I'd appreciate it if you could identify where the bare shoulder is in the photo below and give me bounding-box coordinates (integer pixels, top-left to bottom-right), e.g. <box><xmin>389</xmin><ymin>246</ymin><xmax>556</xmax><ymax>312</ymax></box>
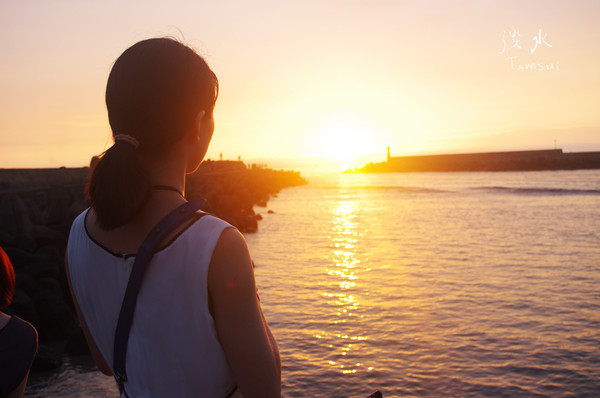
<box><xmin>215</xmin><ymin>226</ymin><xmax>252</xmax><ymax>256</ymax></box>
<box><xmin>214</xmin><ymin>227</ymin><xmax>248</xmax><ymax>251</ymax></box>
<box><xmin>208</xmin><ymin>227</ymin><xmax>255</xmax><ymax>296</ymax></box>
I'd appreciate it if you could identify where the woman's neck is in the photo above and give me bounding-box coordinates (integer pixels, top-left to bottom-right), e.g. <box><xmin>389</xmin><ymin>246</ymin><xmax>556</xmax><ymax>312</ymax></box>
<box><xmin>152</xmin><ymin>185</ymin><xmax>184</xmax><ymax>196</ymax></box>
<box><xmin>144</xmin><ymin>155</ymin><xmax>187</xmax><ymax>197</ymax></box>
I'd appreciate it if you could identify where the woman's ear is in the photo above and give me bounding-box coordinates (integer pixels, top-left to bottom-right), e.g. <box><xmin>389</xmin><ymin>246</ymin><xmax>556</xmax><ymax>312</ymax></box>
<box><xmin>191</xmin><ymin>110</ymin><xmax>206</xmax><ymax>140</ymax></box>
<box><xmin>185</xmin><ymin>109</ymin><xmax>214</xmax><ymax>173</ymax></box>
<box><xmin>191</xmin><ymin>110</ymin><xmax>214</xmax><ymax>142</ymax></box>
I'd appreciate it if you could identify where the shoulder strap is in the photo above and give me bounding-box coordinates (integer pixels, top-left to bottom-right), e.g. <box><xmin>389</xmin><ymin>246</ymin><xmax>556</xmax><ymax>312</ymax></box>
<box><xmin>113</xmin><ymin>199</ymin><xmax>207</xmax><ymax>395</ymax></box>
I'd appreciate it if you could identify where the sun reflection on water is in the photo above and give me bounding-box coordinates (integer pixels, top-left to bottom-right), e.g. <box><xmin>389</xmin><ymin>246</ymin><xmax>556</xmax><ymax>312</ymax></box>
<box><xmin>316</xmin><ymin>199</ymin><xmax>374</xmax><ymax>375</ymax></box>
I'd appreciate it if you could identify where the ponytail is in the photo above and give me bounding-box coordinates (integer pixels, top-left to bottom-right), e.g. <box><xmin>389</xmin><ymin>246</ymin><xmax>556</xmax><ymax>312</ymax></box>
<box><xmin>86</xmin><ymin>141</ymin><xmax>151</xmax><ymax>230</ymax></box>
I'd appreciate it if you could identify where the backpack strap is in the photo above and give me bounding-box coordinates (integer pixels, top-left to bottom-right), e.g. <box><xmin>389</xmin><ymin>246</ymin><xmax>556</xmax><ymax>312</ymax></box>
<box><xmin>113</xmin><ymin>199</ymin><xmax>207</xmax><ymax>396</ymax></box>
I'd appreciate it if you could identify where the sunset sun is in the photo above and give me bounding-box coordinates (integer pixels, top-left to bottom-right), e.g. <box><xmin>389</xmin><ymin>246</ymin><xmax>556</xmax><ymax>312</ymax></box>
<box><xmin>305</xmin><ymin>110</ymin><xmax>386</xmax><ymax>171</ymax></box>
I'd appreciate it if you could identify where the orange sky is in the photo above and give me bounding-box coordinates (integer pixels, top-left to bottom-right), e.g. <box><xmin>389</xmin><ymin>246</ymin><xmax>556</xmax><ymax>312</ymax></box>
<box><xmin>1</xmin><ymin>1</ymin><xmax>599</xmax><ymax>171</ymax></box>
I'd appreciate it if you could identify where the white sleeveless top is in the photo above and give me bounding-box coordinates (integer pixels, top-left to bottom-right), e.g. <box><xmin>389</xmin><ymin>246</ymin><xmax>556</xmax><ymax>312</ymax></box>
<box><xmin>67</xmin><ymin>209</ymin><xmax>238</xmax><ymax>398</ymax></box>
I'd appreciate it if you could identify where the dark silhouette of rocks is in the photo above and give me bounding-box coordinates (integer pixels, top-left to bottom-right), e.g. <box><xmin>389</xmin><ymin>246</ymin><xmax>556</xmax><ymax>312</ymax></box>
<box><xmin>31</xmin><ymin>345</ymin><xmax>63</xmax><ymax>372</ymax></box>
<box><xmin>64</xmin><ymin>327</ymin><xmax>90</xmax><ymax>355</ymax></box>
<box><xmin>0</xmin><ymin>161</ymin><xmax>306</xmax><ymax>371</ymax></box>
<box><xmin>186</xmin><ymin>160</ymin><xmax>306</xmax><ymax>232</ymax></box>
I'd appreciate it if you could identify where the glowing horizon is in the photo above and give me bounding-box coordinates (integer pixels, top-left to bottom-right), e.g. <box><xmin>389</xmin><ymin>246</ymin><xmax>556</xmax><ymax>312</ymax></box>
<box><xmin>1</xmin><ymin>1</ymin><xmax>599</xmax><ymax>170</ymax></box>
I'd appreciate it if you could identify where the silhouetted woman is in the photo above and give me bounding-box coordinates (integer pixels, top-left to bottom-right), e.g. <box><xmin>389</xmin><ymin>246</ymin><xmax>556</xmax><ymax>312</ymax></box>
<box><xmin>66</xmin><ymin>38</ymin><xmax>280</xmax><ymax>398</ymax></box>
<box><xmin>0</xmin><ymin>247</ymin><xmax>38</xmax><ymax>398</ymax></box>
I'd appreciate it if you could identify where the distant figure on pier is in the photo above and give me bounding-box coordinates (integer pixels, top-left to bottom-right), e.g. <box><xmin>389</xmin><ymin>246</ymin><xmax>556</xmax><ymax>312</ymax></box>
<box><xmin>66</xmin><ymin>37</ymin><xmax>280</xmax><ymax>398</ymax></box>
<box><xmin>0</xmin><ymin>246</ymin><xmax>38</xmax><ymax>398</ymax></box>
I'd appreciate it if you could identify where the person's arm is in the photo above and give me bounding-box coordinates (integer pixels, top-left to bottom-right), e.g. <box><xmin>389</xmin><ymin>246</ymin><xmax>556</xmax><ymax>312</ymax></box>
<box><xmin>65</xmin><ymin>256</ymin><xmax>113</xmax><ymax>376</ymax></box>
<box><xmin>261</xmin><ymin>307</ymin><xmax>281</xmax><ymax>373</ymax></box>
<box><xmin>208</xmin><ymin>228</ymin><xmax>281</xmax><ymax>398</ymax></box>
<box><xmin>7</xmin><ymin>371</ymin><xmax>28</xmax><ymax>398</ymax></box>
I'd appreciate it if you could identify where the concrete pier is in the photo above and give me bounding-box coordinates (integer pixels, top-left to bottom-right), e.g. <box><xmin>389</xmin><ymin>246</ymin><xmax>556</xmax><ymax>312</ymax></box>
<box><xmin>357</xmin><ymin>149</ymin><xmax>600</xmax><ymax>172</ymax></box>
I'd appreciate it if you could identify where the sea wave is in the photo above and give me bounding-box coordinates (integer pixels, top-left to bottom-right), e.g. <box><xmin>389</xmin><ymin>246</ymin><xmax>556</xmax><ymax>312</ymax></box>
<box><xmin>320</xmin><ymin>185</ymin><xmax>448</xmax><ymax>193</ymax></box>
<box><xmin>471</xmin><ymin>186</ymin><xmax>600</xmax><ymax>195</ymax></box>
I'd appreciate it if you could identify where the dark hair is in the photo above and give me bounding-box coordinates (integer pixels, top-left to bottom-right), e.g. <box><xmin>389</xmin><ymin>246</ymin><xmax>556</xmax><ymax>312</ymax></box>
<box><xmin>0</xmin><ymin>247</ymin><xmax>15</xmax><ymax>308</ymax></box>
<box><xmin>86</xmin><ymin>38</ymin><xmax>218</xmax><ymax>230</ymax></box>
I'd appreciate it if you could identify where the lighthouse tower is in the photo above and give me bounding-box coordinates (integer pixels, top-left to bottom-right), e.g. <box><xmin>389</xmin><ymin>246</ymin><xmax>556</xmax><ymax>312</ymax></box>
<box><xmin>387</xmin><ymin>146</ymin><xmax>391</xmax><ymax>162</ymax></box>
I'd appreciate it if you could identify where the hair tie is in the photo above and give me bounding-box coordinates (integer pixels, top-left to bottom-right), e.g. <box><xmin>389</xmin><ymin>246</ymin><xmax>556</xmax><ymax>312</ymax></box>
<box><xmin>114</xmin><ymin>134</ymin><xmax>140</xmax><ymax>149</ymax></box>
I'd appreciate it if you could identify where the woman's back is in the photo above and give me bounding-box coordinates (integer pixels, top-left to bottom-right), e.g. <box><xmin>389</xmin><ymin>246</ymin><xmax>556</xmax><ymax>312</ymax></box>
<box><xmin>67</xmin><ymin>209</ymin><xmax>238</xmax><ymax>397</ymax></box>
<box><xmin>67</xmin><ymin>37</ymin><xmax>280</xmax><ymax>397</ymax></box>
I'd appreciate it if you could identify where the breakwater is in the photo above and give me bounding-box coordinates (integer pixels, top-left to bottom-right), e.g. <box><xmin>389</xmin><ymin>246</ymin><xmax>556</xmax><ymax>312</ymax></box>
<box><xmin>356</xmin><ymin>149</ymin><xmax>600</xmax><ymax>173</ymax></box>
<box><xmin>187</xmin><ymin>160</ymin><xmax>306</xmax><ymax>232</ymax></box>
<box><xmin>0</xmin><ymin>161</ymin><xmax>306</xmax><ymax>373</ymax></box>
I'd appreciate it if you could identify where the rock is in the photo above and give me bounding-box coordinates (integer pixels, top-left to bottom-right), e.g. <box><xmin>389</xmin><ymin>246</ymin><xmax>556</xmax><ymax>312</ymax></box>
<box><xmin>37</xmin><ymin>277</ymin><xmax>63</xmax><ymax>298</ymax></box>
<box><xmin>268</xmin><ymin>210</ymin><xmax>274</xmax><ymax>214</ymax></box>
<box><xmin>0</xmin><ymin>194</ymin><xmax>35</xmax><ymax>243</ymax></box>
<box><xmin>32</xmin><ymin>289</ymin><xmax>76</xmax><ymax>341</ymax></box>
<box><xmin>255</xmin><ymin>214</ymin><xmax>263</xmax><ymax>221</ymax></box>
<box><xmin>217</xmin><ymin>194</ymin><xmax>243</xmax><ymax>215</ymax></box>
<box><xmin>65</xmin><ymin>327</ymin><xmax>90</xmax><ymax>355</ymax></box>
<box><xmin>42</xmin><ymin>186</ymin><xmax>77</xmax><ymax>229</ymax></box>
<box><xmin>36</xmin><ymin>245</ymin><xmax>61</xmax><ymax>258</ymax></box>
<box><xmin>236</xmin><ymin>214</ymin><xmax>258</xmax><ymax>233</ymax></box>
<box><xmin>0</xmin><ymin>229</ymin><xmax>16</xmax><ymax>247</ymax></box>
<box><xmin>34</xmin><ymin>190</ymin><xmax>48</xmax><ymax>211</ymax></box>
<box><xmin>15</xmin><ymin>273</ymin><xmax>37</xmax><ymax>297</ymax></box>
<box><xmin>15</xmin><ymin>233</ymin><xmax>37</xmax><ymax>252</ymax></box>
<box><xmin>67</xmin><ymin>201</ymin><xmax>87</xmax><ymax>222</ymax></box>
<box><xmin>8</xmin><ymin>289</ymin><xmax>39</xmax><ymax>329</ymax></box>
<box><xmin>2</xmin><ymin>247</ymin><xmax>53</xmax><ymax>272</ymax></box>
<box><xmin>32</xmin><ymin>344</ymin><xmax>62</xmax><ymax>372</ymax></box>
<box><xmin>23</xmin><ymin>197</ymin><xmax>43</xmax><ymax>225</ymax></box>
<box><xmin>27</xmin><ymin>260</ymin><xmax>61</xmax><ymax>281</ymax></box>
<box><xmin>33</xmin><ymin>225</ymin><xmax>66</xmax><ymax>249</ymax></box>
<box><xmin>186</xmin><ymin>161</ymin><xmax>306</xmax><ymax>231</ymax></box>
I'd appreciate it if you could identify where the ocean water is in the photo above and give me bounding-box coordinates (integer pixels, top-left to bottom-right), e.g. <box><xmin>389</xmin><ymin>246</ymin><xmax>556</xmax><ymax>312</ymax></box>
<box><xmin>26</xmin><ymin>170</ymin><xmax>600</xmax><ymax>397</ymax></box>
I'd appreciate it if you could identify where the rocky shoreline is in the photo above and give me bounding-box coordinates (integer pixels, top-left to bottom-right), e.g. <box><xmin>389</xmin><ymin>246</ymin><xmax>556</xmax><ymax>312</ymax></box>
<box><xmin>0</xmin><ymin>161</ymin><xmax>306</xmax><ymax>372</ymax></box>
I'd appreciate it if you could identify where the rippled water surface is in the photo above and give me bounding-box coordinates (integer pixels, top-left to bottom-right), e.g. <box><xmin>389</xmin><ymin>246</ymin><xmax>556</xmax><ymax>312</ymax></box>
<box><xmin>27</xmin><ymin>170</ymin><xmax>600</xmax><ymax>397</ymax></box>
